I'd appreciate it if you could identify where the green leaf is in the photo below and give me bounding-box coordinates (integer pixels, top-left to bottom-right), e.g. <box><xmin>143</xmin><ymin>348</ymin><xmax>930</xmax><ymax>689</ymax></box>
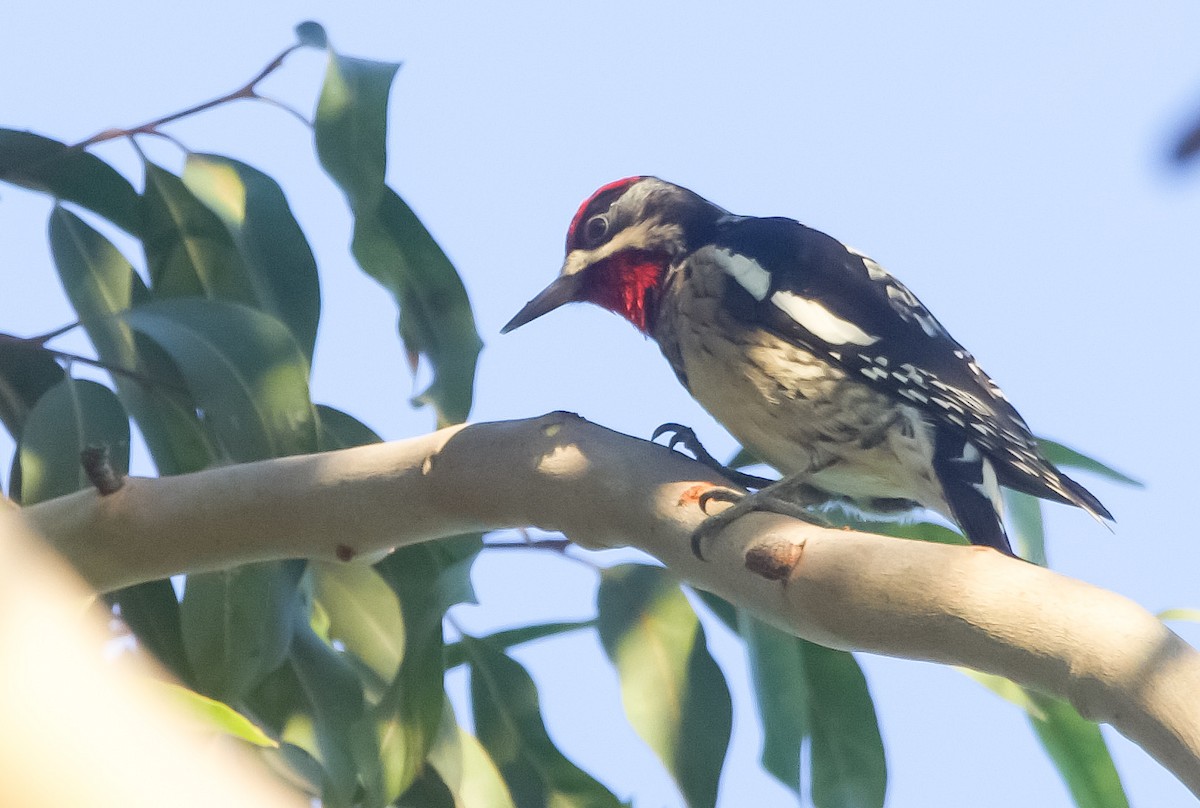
<box><xmin>596</xmin><ymin>565</ymin><xmax>731</xmax><ymax>808</ymax></box>
<box><xmin>0</xmin><ymin>340</ymin><xmax>65</xmax><ymax>439</ymax></box>
<box><xmin>466</xmin><ymin>636</ymin><xmax>624</xmax><ymax>808</ymax></box>
<box><xmin>16</xmin><ymin>377</ymin><xmax>129</xmax><ymax>505</ymax></box>
<box><xmin>290</xmin><ymin>622</ymin><xmax>372</xmax><ymax>808</ymax></box>
<box><xmin>1037</xmin><ymin>438</ymin><xmax>1142</xmax><ymax>488</ymax></box>
<box><xmin>364</xmin><ymin>544</ymin><xmax>461</xmax><ymax>803</ymax></box>
<box><xmin>313</xmin><ymin>561</ymin><xmax>404</xmax><ymax>682</ymax></box>
<box><xmin>0</xmin><ymin>128</ymin><xmax>141</xmax><ymax>234</ymax></box>
<box><xmin>804</xmin><ymin>642</ymin><xmax>887</xmax><ymax>808</ymax></box>
<box><xmin>108</xmin><ymin>579</ymin><xmax>193</xmax><ymax>685</ymax></box>
<box><xmin>736</xmin><ymin>611</ymin><xmax>808</xmax><ymax>797</ymax></box>
<box><xmin>350</xmin><ymin>189</ymin><xmax>482</xmax><ymax>425</ymax></box>
<box><xmin>314</xmin><ymin>52</ymin><xmax>400</xmax><ymax>210</ymax></box>
<box><xmin>425</xmin><ymin>703</ymin><xmax>517</xmax><ymax>808</ymax></box>
<box><xmin>180</xmin><ymin>560</ymin><xmax>307</xmax><ymax>702</ymax></box>
<box><xmin>1004</xmin><ymin>489</ymin><xmax>1047</xmax><ymax>566</ymax></box>
<box><xmin>1159</xmin><ymin>608</ymin><xmax>1200</xmax><ymax>623</ymax></box>
<box><xmin>158</xmin><ymin>682</ymin><xmax>278</xmax><ymax>747</ymax></box>
<box><xmin>965</xmin><ymin>673</ymin><xmax>1127</xmax><ymax>808</ymax></box>
<box><xmin>141</xmin><ymin>159</ymin><xmax>255</xmax><ymax>302</ymax></box>
<box><xmin>1031</xmin><ymin>695</ymin><xmax>1130</xmax><ymax>808</ymax></box>
<box><xmin>296</xmin><ymin>20</ymin><xmax>329</xmax><ymax>48</ymax></box>
<box><xmin>395</xmin><ymin>767</ymin><xmax>456</xmax><ymax>808</ymax></box>
<box><xmin>443</xmin><ymin>620</ymin><xmax>595</xmax><ymax>670</ymax></box>
<box><xmin>183</xmin><ymin>153</ymin><xmax>322</xmax><ymax>361</ymax></box>
<box><xmin>122</xmin><ymin>298</ymin><xmax>318</xmax><ymax>462</ymax></box>
<box><xmin>49</xmin><ymin>205</ymin><xmax>210</xmax><ymax>475</ymax></box>
<box><xmin>317</xmin><ymin>404</ymin><xmax>382</xmax><ymax>450</ymax></box>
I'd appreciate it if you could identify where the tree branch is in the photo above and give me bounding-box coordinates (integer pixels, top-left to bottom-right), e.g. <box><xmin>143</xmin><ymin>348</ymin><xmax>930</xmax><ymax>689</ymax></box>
<box><xmin>20</xmin><ymin>411</ymin><xmax>1200</xmax><ymax>796</ymax></box>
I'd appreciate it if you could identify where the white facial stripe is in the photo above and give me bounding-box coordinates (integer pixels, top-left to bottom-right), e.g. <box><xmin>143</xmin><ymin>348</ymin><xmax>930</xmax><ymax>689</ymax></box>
<box><xmin>705</xmin><ymin>247</ymin><xmax>771</xmax><ymax>300</ymax></box>
<box><xmin>770</xmin><ymin>291</ymin><xmax>880</xmax><ymax>346</ymax></box>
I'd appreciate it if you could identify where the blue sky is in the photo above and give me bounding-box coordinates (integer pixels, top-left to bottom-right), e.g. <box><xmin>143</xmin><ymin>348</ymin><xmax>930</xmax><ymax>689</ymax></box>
<box><xmin>5</xmin><ymin>2</ymin><xmax>1200</xmax><ymax>805</ymax></box>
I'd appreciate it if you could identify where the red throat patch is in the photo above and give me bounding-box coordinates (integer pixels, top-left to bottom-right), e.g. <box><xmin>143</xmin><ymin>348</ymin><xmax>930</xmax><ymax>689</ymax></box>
<box><xmin>583</xmin><ymin>250</ymin><xmax>668</xmax><ymax>334</ymax></box>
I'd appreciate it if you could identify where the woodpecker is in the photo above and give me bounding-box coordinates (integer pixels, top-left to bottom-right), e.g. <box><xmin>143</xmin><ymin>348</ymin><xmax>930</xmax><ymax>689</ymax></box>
<box><xmin>502</xmin><ymin>177</ymin><xmax>1111</xmax><ymax>557</ymax></box>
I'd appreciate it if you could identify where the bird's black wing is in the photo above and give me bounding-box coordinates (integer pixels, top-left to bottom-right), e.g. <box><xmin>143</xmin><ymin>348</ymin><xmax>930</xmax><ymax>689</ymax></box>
<box><xmin>710</xmin><ymin>216</ymin><xmax>1110</xmax><ymax>520</ymax></box>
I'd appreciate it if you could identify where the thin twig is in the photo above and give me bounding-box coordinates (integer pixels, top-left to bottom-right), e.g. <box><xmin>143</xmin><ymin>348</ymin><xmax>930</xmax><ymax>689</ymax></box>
<box><xmin>71</xmin><ymin>43</ymin><xmax>305</xmax><ymax>150</ymax></box>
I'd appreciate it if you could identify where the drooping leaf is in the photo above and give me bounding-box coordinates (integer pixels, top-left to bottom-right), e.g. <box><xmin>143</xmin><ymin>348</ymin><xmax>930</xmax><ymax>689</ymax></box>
<box><xmin>312</xmin><ymin>48</ymin><xmax>481</xmax><ymax>425</ymax></box>
<box><xmin>443</xmin><ymin>620</ymin><xmax>595</xmax><ymax>670</ymax></box>
<box><xmin>425</xmin><ymin>704</ymin><xmax>518</xmax><ymax>808</ymax></box>
<box><xmin>313</xmin><ymin>560</ymin><xmax>404</xmax><ymax>683</ymax></box>
<box><xmin>0</xmin><ymin>128</ymin><xmax>141</xmax><ymax>234</ymax></box>
<box><xmin>141</xmin><ymin>158</ymin><xmax>255</xmax><ymax>302</ymax></box>
<box><xmin>314</xmin><ymin>52</ymin><xmax>399</xmax><ymax>211</ymax></box>
<box><xmin>290</xmin><ymin>622</ymin><xmax>373</xmax><ymax>808</ymax></box>
<box><xmin>122</xmin><ymin>298</ymin><xmax>318</xmax><ymax>462</ymax></box>
<box><xmin>49</xmin><ymin>205</ymin><xmax>210</xmax><ymax>475</ymax></box>
<box><xmin>158</xmin><ymin>682</ymin><xmax>278</xmax><ymax>747</ymax></box>
<box><xmin>16</xmin><ymin>377</ymin><xmax>129</xmax><ymax>505</ymax></box>
<box><xmin>0</xmin><ymin>339</ymin><xmax>65</xmax><ymax>439</ymax></box>
<box><xmin>466</xmin><ymin>636</ymin><xmax>624</xmax><ymax>808</ymax></box>
<box><xmin>180</xmin><ymin>560</ymin><xmax>307</xmax><ymax>702</ymax></box>
<box><xmin>1004</xmin><ymin>489</ymin><xmax>1047</xmax><ymax>566</ymax></box>
<box><xmin>1037</xmin><ymin>438</ymin><xmax>1142</xmax><ymax>488</ymax></box>
<box><xmin>966</xmin><ymin>672</ymin><xmax>1128</xmax><ymax>808</ymax></box>
<box><xmin>350</xmin><ymin>189</ymin><xmax>482</xmax><ymax>425</ymax></box>
<box><xmin>596</xmin><ymin>565</ymin><xmax>731</xmax><ymax>808</ymax></box>
<box><xmin>363</xmin><ymin>544</ymin><xmax>463</xmax><ymax>803</ymax></box>
<box><xmin>183</xmin><ymin>153</ymin><xmax>321</xmax><ymax>361</ymax></box>
<box><xmin>736</xmin><ymin>610</ymin><xmax>808</xmax><ymax>798</ymax></box>
<box><xmin>317</xmin><ymin>404</ymin><xmax>382</xmax><ymax>450</ymax></box>
<box><xmin>804</xmin><ymin>642</ymin><xmax>887</xmax><ymax>808</ymax></box>
<box><xmin>108</xmin><ymin>579</ymin><xmax>193</xmax><ymax>685</ymax></box>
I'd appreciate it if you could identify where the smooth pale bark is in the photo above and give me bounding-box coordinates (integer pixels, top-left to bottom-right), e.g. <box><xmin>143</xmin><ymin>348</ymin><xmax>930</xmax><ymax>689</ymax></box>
<box><xmin>21</xmin><ymin>411</ymin><xmax>1200</xmax><ymax>796</ymax></box>
<box><xmin>0</xmin><ymin>505</ymin><xmax>305</xmax><ymax>808</ymax></box>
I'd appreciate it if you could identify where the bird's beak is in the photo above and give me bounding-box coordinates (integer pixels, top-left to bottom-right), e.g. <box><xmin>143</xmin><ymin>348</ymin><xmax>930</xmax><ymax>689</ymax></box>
<box><xmin>501</xmin><ymin>272</ymin><xmax>585</xmax><ymax>333</ymax></box>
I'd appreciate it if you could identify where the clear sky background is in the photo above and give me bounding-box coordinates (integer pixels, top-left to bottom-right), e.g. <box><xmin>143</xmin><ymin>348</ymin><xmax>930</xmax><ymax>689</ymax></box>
<box><xmin>5</xmin><ymin>2</ymin><xmax>1200</xmax><ymax>806</ymax></box>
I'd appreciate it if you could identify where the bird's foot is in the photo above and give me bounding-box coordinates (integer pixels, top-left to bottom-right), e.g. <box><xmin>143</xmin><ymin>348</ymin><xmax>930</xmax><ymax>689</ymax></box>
<box><xmin>652</xmin><ymin>423</ymin><xmax>774</xmax><ymax>489</ymax></box>
<box><xmin>690</xmin><ymin>482</ymin><xmax>830</xmax><ymax>560</ymax></box>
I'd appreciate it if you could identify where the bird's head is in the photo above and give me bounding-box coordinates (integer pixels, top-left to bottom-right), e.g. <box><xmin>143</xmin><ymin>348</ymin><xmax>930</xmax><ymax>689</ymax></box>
<box><xmin>502</xmin><ymin>176</ymin><xmax>723</xmax><ymax>335</ymax></box>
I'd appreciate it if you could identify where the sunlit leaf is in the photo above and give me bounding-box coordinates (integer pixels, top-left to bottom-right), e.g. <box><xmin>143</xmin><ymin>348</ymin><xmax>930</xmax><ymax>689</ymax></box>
<box><xmin>313</xmin><ymin>560</ymin><xmax>404</xmax><ymax>682</ymax></box>
<box><xmin>183</xmin><ymin>153</ymin><xmax>321</xmax><ymax>360</ymax></box>
<box><xmin>0</xmin><ymin>128</ymin><xmax>141</xmax><ymax>234</ymax></box>
<box><xmin>314</xmin><ymin>52</ymin><xmax>399</xmax><ymax>211</ymax></box>
<box><xmin>141</xmin><ymin>158</ymin><xmax>255</xmax><ymax>302</ymax></box>
<box><xmin>426</xmin><ymin>704</ymin><xmax>517</xmax><ymax>808</ymax></box>
<box><xmin>1004</xmin><ymin>489</ymin><xmax>1047</xmax><ymax>566</ymax></box>
<box><xmin>290</xmin><ymin>623</ymin><xmax>373</xmax><ymax>808</ymax></box>
<box><xmin>158</xmin><ymin>681</ymin><xmax>278</xmax><ymax>747</ymax></box>
<box><xmin>466</xmin><ymin>636</ymin><xmax>624</xmax><ymax>807</ymax></box>
<box><xmin>1159</xmin><ymin>608</ymin><xmax>1200</xmax><ymax>623</ymax></box>
<box><xmin>16</xmin><ymin>377</ymin><xmax>129</xmax><ymax>505</ymax></box>
<box><xmin>1037</xmin><ymin>438</ymin><xmax>1142</xmax><ymax>488</ymax></box>
<box><xmin>597</xmin><ymin>565</ymin><xmax>731</xmax><ymax>808</ymax></box>
<box><xmin>49</xmin><ymin>205</ymin><xmax>210</xmax><ymax>474</ymax></box>
<box><xmin>181</xmin><ymin>560</ymin><xmax>307</xmax><ymax>702</ymax></box>
<box><xmin>350</xmin><ymin>189</ymin><xmax>481</xmax><ymax>425</ymax></box>
<box><xmin>122</xmin><ymin>298</ymin><xmax>318</xmax><ymax>462</ymax></box>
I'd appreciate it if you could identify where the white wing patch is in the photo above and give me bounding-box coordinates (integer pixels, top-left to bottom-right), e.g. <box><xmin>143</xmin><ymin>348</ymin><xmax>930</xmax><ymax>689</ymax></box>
<box><xmin>771</xmin><ymin>290</ymin><xmax>880</xmax><ymax>346</ymax></box>
<box><xmin>707</xmin><ymin>247</ymin><xmax>771</xmax><ymax>300</ymax></box>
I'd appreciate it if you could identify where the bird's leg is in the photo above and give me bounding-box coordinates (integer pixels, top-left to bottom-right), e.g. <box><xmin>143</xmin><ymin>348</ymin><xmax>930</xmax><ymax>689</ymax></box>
<box><xmin>652</xmin><ymin>423</ymin><xmax>775</xmax><ymax>489</ymax></box>
<box><xmin>690</xmin><ymin>468</ymin><xmax>834</xmax><ymax>560</ymax></box>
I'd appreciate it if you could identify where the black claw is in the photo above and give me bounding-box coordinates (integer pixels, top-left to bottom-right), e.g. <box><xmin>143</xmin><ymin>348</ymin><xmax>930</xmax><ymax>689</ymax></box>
<box><xmin>691</xmin><ymin>530</ymin><xmax>707</xmax><ymax>561</ymax></box>
<box><xmin>651</xmin><ymin>422</ymin><xmax>692</xmax><ymax>444</ymax></box>
<box><xmin>698</xmin><ymin>488</ymin><xmax>742</xmax><ymax>513</ymax></box>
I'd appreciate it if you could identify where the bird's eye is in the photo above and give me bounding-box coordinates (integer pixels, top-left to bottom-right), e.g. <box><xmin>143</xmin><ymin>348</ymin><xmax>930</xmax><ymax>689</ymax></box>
<box><xmin>584</xmin><ymin>214</ymin><xmax>609</xmax><ymax>244</ymax></box>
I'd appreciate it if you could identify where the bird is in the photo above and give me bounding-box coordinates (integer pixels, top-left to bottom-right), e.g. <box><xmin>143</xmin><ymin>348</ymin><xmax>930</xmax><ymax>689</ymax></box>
<box><xmin>502</xmin><ymin>176</ymin><xmax>1111</xmax><ymax>558</ymax></box>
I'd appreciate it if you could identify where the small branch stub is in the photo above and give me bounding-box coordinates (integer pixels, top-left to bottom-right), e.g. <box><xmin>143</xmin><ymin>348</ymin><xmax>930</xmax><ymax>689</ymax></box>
<box><xmin>80</xmin><ymin>445</ymin><xmax>123</xmax><ymax>496</ymax></box>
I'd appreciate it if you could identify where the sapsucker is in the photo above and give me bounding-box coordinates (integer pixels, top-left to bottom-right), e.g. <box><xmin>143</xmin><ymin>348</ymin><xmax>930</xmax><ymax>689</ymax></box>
<box><xmin>503</xmin><ymin>177</ymin><xmax>1111</xmax><ymax>557</ymax></box>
